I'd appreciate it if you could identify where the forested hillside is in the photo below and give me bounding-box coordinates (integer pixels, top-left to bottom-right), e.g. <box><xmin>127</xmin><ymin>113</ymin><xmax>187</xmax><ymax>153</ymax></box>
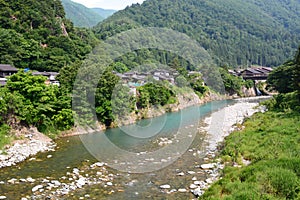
<box><xmin>0</xmin><ymin>0</ymin><xmax>98</xmax><ymax>72</ymax></box>
<box><xmin>61</xmin><ymin>0</ymin><xmax>105</xmax><ymax>28</ymax></box>
<box><xmin>92</xmin><ymin>8</ymin><xmax>116</xmax><ymax>19</ymax></box>
<box><xmin>94</xmin><ymin>0</ymin><xmax>300</xmax><ymax>67</ymax></box>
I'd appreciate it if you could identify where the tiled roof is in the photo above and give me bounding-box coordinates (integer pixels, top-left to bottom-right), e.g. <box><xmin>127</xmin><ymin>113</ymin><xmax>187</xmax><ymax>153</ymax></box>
<box><xmin>0</xmin><ymin>64</ymin><xmax>18</xmax><ymax>72</ymax></box>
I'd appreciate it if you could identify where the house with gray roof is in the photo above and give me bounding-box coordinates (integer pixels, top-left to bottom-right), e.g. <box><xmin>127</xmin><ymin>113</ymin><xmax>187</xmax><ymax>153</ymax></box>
<box><xmin>0</xmin><ymin>64</ymin><xmax>18</xmax><ymax>78</ymax></box>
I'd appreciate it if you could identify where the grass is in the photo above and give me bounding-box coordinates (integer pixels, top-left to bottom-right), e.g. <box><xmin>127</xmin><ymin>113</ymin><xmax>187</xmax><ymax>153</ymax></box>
<box><xmin>200</xmin><ymin>110</ymin><xmax>300</xmax><ymax>200</ymax></box>
<box><xmin>0</xmin><ymin>124</ymin><xmax>12</xmax><ymax>150</ymax></box>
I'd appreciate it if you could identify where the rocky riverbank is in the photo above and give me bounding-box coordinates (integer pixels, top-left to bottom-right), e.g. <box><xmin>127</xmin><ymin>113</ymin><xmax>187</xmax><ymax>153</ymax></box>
<box><xmin>189</xmin><ymin>97</ymin><xmax>269</xmax><ymax>197</ymax></box>
<box><xmin>0</xmin><ymin>97</ymin><xmax>270</xmax><ymax>199</ymax></box>
<box><xmin>0</xmin><ymin>127</ymin><xmax>56</xmax><ymax>169</ymax></box>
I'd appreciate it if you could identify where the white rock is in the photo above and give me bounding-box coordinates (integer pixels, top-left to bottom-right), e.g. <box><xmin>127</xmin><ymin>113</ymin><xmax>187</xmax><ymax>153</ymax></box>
<box><xmin>107</xmin><ymin>182</ymin><xmax>113</xmax><ymax>186</ymax></box>
<box><xmin>92</xmin><ymin>162</ymin><xmax>105</xmax><ymax>167</ymax></box>
<box><xmin>189</xmin><ymin>184</ymin><xmax>198</xmax><ymax>189</ymax></box>
<box><xmin>177</xmin><ymin>172</ymin><xmax>185</xmax><ymax>176</ymax></box>
<box><xmin>178</xmin><ymin>188</ymin><xmax>187</xmax><ymax>192</ymax></box>
<box><xmin>32</xmin><ymin>185</ymin><xmax>43</xmax><ymax>192</ymax></box>
<box><xmin>0</xmin><ymin>196</ymin><xmax>6</xmax><ymax>200</ymax></box>
<box><xmin>193</xmin><ymin>187</ymin><xmax>204</xmax><ymax>197</ymax></box>
<box><xmin>200</xmin><ymin>163</ymin><xmax>216</xmax><ymax>169</ymax></box>
<box><xmin>8</xmin><ymin>178</ymin><xmax>17</xmax><ymax>184</ymax></box>
<box><xmin>205</xmin><ymin>178</ymin><xmax>214</xmax><ymax>184</ymax></box>
<box><xmin>26</xmin><ymin>177</ymin><xmax>35</xmax><ymax>183</ymax></box>
<box><xmin>169</xmin><ymin>189</ymin><xmax>177</xmax><ymax>193</ymax></box>
<box><xmin>51</xmin><ymin>180</ymin><xmax>61</xmax><ymax>186</ymax></box>
<box><xmin>160</xmin><ymin>184</ymin><xmax>171</xmax><ymax>189</ymax></box>
<box><xmin>194</xmin><ymin>181</ymin><xmax>203</xmax><ymax>185</ymax></box>
<box><xmin>77</xmin><ymin>177</ymin><xmax>86</xmax><ymax>187</ymax></box>
<box><xmin>73</xmin><ymin>168</ymin><xmax>80</xmax><ymax>175</ymax></box>
<box><xmin>0</xmin><ymin>155</ymin><xmax>8</xmax><ymax>161</ymax></box>
<box><xmin>187</xmin><ymin>171</ymin><xmax>196</xmax><ymax>175</ymax></box>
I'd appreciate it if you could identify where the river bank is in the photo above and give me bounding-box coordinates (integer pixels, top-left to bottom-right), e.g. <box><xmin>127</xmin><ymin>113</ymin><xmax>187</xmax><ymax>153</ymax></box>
<box><xmin>199</xmin><ymin>99</ymin><xmax>300</xmax><ymax>199</ymax></box>
<box><xmin>0</xmin><ymin>97</ymin><xmax>270</xmax><ymax>199</ymax></box>
<box><xmin>62</xmin><ymin>91</ymin><xmax>227</xmax><ymax>137</ymax></box>
<box><xmin>0</xmin><ymin>127</ymin><xmax>56</xmax><ymax>169</ymax></box>
<box><xmin>0</xmin><ymin>91</ymin><xmax>219</xmax><ymax>169</ymax></box>
<box><xmin>189</xmin><ymin>97</ymin><xmax>269</xmax><ymax>197</ymax></box>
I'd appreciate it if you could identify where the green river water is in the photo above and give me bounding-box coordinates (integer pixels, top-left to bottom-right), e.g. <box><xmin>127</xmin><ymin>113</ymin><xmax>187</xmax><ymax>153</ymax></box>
<box><xmin>0</xmin><ymin>100</ymin><xmax>236</xmax><ymax>199</ymax></box>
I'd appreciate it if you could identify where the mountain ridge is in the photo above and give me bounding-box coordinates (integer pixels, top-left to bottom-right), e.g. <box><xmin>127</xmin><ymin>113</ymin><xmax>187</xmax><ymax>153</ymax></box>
<box><xmin>61</xmin><ymin>0</ymin><xmax>116</xmax><ymax>27</ymax></box>
<box><xmin>94</xmin><ymin>0</ymin><xmax>300</xmax><ymax>67</ymax></box>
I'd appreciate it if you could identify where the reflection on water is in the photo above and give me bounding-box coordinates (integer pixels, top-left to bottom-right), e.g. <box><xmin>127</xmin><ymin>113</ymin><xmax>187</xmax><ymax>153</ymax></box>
<box><xmin>0</xmin><ymin>100</ymin><xmax>234</xmax><ymax>199</ymax></box>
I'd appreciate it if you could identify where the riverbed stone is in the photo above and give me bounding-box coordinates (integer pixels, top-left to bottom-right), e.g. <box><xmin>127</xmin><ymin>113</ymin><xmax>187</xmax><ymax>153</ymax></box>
<box><xmin>160</xmin><ymin>184</ymin><xmax>171</xmax><ymax>189</ymax></box>
<box><xmin>200</xmin><ymin>163</ymin><xmax>216</xmax><ymax>169</ymax></box>
<box><xmin>192</xmin><ymin>187</ymin><xmax>204</xmax><ymax>197</ymax></box>
<box><xmin>76</xmin><ymin>177</ymin><xmax>86</xmax><ymax>187</ymax></box>
<box><xmin>177</xmin><ymin>172</ymin><xmax>185</xmax><ymax>176</ymax></box>
<box><xmin>107</xmin><ymin>182</ymin><xmax>113</xmax><ymax>186</ymax></box>
<box><xmin>0</xmin><ymin>196</ymin><xmax>6</xmax><ymax>200</ymax></box>
<box><xmin>26</xmin><ymin>177</ymin><xmax>35</xmax><ymax>183</ymax></box>
<box><xmin>205</xmin><ymin>178</ymin><xmax>214</xmax><ymax>184</ymax></box>
<box><xmin>189</xmin><ymin>184</ymin><xmax>198</xmax><ymax>189</ymax></box>
<box><xmin>178</xmin><ymin>188</ymin><xmax>187</xmax><ymax>192</ymax></box>
<box><xmin>51</xmin><ymin>180</ymin><xmax>61</xmax><ymax>186</ymax></box>
<box><xmin>32</xmin><ymin>185</ymin><xmax>43</xmax><ymax>192</ymax></box>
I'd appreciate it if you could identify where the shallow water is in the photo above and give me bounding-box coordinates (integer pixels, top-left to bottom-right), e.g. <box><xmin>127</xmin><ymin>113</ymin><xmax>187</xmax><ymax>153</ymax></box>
<box><xmin>0</xmin><ymin>100</ymin><xmax>235</xmax><ymax>199</ymax></box>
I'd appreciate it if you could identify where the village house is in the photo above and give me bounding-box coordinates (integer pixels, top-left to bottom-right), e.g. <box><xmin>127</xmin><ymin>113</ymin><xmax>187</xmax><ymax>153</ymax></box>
<box><xmin>0</xmin><ymin>64</ymin><xmax>18</xmax><ymax>78</ymax></box>
<box><xmin>239</xmin><ymin>66</ymin><xmax>273</xmax><ymax>81</ymax></box>
<box><xmin>228</xmin><ymin>66</ymin><xmax>273</xmax><ymax>81</ymax></box>
<box><xmin>32</xmin><ymin>71</ymin><xmax>60</xmax><ymax>86</ymax></box>
<box><xmin>0</xmin><ymin>64</ymin><xmax>19</xmax><ymax>86</ymax></box>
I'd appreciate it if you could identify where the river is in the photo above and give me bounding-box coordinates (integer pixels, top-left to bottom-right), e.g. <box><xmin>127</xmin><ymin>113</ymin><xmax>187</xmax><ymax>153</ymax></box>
<box><xmin>0</xmin><ymin>100</ymin><xmax>238</xmax><ymax>199</ymax></box>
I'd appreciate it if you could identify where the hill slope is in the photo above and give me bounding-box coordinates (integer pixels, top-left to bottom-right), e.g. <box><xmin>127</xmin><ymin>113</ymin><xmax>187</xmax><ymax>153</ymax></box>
<box><xmin>94</xmin><ymin>0</ymin><xmax>300</xmax><ymax>67</ymax></box>
<box><xmin>61</xmin><ymin>0</ymin><xmax>104</xmax><ymax>27</ymax></box>
<box><xmin>0</xmin><ymin>0</ymin><xmax>97</xmax><ymax>71</ymax></box>
<box><xmin>92</xmin><ymin>8</ymin><xmax>116</xmax><ymax>19</ymax></box>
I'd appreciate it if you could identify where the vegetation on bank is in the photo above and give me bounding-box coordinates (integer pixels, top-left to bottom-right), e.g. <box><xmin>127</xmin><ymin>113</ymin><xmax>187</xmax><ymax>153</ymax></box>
<box><xmin>0</xmin><ymin>0</ymin><xmax>299</xmax><ymax>157</ymax></box>
<box><xmin>0</xmin><ymin>72</ymin><xmax>74</xmax><ymax>137</ymax></box>
<box><xmin>200</xmin><ymin>47</ymin><xmax>300</xmax><ymax>200</ymax></box>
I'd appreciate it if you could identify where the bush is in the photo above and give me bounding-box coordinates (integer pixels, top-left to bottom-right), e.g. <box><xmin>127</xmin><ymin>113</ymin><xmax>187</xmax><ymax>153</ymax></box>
<box><xmin>262</xmin><ymin>92</ymin><xmax>300</xmax><ymax>112</ymax></box>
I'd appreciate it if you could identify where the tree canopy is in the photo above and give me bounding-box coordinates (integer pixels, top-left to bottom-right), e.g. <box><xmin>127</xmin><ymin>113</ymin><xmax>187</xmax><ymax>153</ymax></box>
<box><xmin>95</xmin><ymin>0</ymin><xmax>300</xmax><ymax>67</ymax></box>
<box><xmin>0</xmin><ymin>0</ymin><xmax>98</xmax><ymax>72</ymax></box>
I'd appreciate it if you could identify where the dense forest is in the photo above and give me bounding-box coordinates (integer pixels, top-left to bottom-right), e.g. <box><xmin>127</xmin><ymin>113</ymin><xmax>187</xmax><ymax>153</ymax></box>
<box><xmin>200</xmin><ymin>46</ymin><xmax>300</xmax><ymax>200</ymax></box>
<box><xmin>0</xmin><ymin>0</ymin><xmax>98</xmax><ymax>72</ymax></box>
<box><xmin>94</xmin><ymin>0</ymin><xmax>300</xmax><ymax>67</ymax></box>
<box><xmin>0</xmin><ymin>0</ymin><xmax>299</xmax><ymax>148</ymax></box>
<box><xmin>61</xmin><ymin>0</ymin><xmax>104</xmax><ymax>28</ymax></box>
<box><xmin>61</xmin><ymin>0</ymin><xmax>116</xmax><ymax>28</ymax></box>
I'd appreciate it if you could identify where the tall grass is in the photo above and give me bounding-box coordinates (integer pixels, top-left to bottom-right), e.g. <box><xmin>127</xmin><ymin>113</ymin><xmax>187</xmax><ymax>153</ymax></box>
<box><xmin>0</xmin><ymin>124</ymin><xmax>12</xmax><ymax>149</ymax></box>
<box><xmin>200</xmin><ymin>109</ymin><xmax>300</xmax><ymax>199</ymax></box>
